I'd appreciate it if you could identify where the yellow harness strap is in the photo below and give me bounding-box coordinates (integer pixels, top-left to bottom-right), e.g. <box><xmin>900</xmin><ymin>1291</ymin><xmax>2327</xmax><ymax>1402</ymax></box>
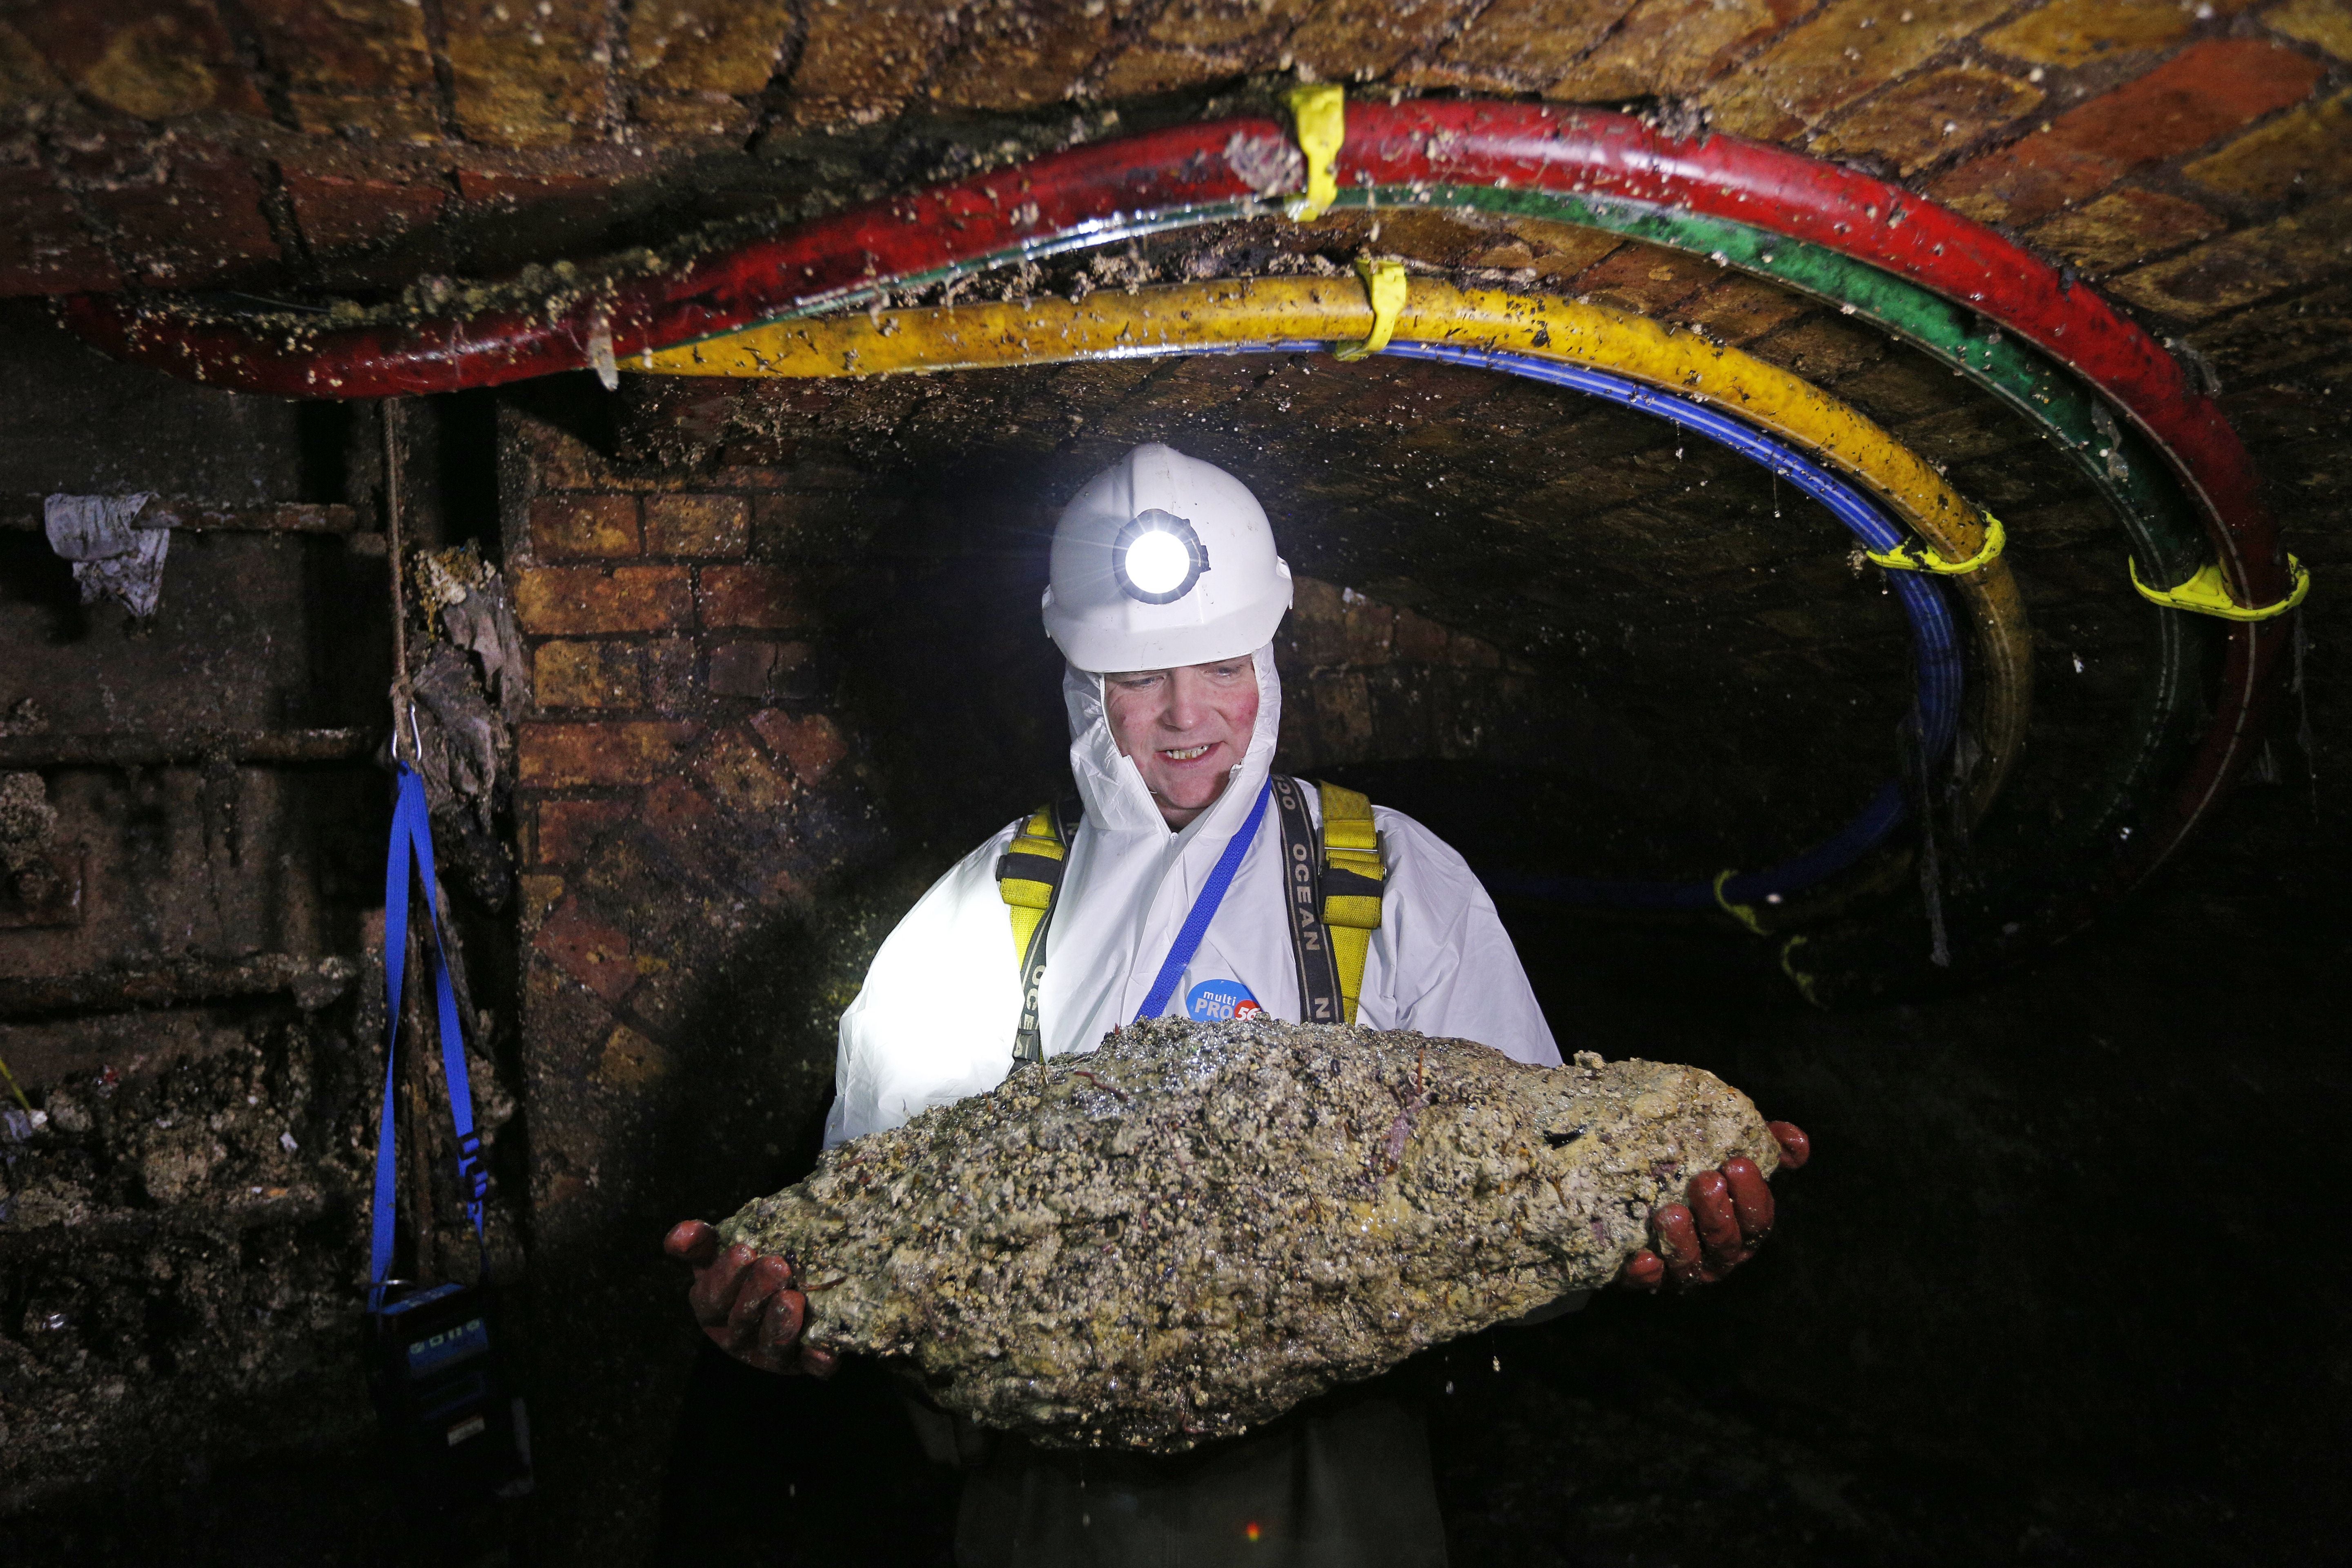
<box><xmin>1315</xmin><ymin>781</ymin><xmax>1384</xmax><ymax>1025</ymax></box>
<box><xmin>996</xmin><ymin>805</ymin><xmax>1069</xmax><ymax>965</ymax></box>
<box><xmin>995</xmin><ymin>786</ymin><xmax>1385</xmax><ymax>1029</ymax></box>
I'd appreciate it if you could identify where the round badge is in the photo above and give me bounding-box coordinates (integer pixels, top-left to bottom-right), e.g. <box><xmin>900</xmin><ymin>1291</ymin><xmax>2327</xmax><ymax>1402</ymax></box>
<box><xmin>1185</xmin><ymin>979</ymin><xmax>1263</xmax><ymax>1022</ymax></box>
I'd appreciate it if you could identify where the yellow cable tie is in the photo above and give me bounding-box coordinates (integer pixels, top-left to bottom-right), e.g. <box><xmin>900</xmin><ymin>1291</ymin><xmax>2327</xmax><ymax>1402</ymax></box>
<box><xmin>1284</xmin><ymin>82</ymin><xmax>1345</xmax><ymax>222</ymax></box>
<box><xmin>0</xmin><ymin>1051</ymin><xmax>30</xmax><ymax>1114</ymax></box>
<box><xmin>1712</xmin><ymin>869</ymin><xmax>1766</xmax><ymax>935</ymax></box>
<box><xmin>1334</xmin><ymin>258</ymin><xmax>1406</xmax><ymax>362</ymax></box>
<box><xmin>1865</xmin><ymin>512</ymin><xmax>2006</xmax><ymax>575</ymax></box>
<box><xmin>2129</xmin><ymin>553</ymin><xmax>2311</xmax><ymax>622</ymax></box>
<box><xmin>1779</xmin><ymin>935</ymin><xmax>1823</xmax><ymax>1009</ymax></box>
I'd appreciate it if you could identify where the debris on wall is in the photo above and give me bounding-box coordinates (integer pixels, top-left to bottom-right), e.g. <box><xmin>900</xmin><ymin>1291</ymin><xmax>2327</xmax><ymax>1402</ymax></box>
<box><xmin>41</xmin><ymin>493</ymin><xmax>174</xmax><ymax>618</ymax></box>
<box><xmin>406</xmin><ymin>545</ymin><xmax>530</xmax><ymax>909</ymax></box>
<box><xmin>0</xmin><ymin>773</ymin><xmax>58</xmax><ymax>907</ymax></box>
<box><xmin>0</xmin><ymin>1017</ymin><xmax>381</xmax><ymax>1507</ymax></box>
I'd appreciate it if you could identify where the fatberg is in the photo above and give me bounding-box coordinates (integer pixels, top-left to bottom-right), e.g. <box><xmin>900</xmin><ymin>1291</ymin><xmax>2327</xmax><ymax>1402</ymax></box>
<box><xmin>719</xmin><ymin>1019</ymin><xmax>1780</xmax><ymax>1452</ymax></box>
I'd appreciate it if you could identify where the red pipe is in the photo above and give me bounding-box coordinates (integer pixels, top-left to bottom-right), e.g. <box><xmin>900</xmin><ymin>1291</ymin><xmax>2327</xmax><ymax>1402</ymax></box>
<box><xmin>58</xmin><ymin>101</ymin><xmax>2280</xmax><ymax>604</ymax></box>
<box><xmin>58</xmin><ymin>100</ymin><xmax>2287</xmax><ymax>922</ymax></box>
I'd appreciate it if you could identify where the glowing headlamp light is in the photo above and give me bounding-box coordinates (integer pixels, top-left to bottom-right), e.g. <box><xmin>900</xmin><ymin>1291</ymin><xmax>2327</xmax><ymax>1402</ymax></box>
<box><xmin>1111</xmin><ymin>510</ymin><xmax>1210</xmax><ymax>604</ymax></box>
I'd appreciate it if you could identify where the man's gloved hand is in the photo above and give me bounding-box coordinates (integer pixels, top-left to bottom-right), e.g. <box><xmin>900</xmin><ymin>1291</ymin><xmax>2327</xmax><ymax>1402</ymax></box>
<box><xmin>663</xmin><ymin>1220</ymin><xmax>839</xmax><ymax>1376</ymax></box>
<box><xmin>1619</xmin><ymin>1120</ymin><xmax>1809</xmax><ymax>1291</ymax></box>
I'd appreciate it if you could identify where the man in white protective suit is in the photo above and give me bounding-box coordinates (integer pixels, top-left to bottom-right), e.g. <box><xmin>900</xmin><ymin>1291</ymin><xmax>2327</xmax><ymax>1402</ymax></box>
<box><xmin>664</xmin><ymin>443</ymin><xmax>1807</xmax><ymax>1566</ymax></box>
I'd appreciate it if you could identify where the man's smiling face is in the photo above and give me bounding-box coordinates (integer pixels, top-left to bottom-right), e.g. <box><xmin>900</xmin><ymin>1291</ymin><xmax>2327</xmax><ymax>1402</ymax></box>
<box><xmin>1102</xmin><ymin>656</ymin><xmax>1261</xmax><ymax>829</ymax></box>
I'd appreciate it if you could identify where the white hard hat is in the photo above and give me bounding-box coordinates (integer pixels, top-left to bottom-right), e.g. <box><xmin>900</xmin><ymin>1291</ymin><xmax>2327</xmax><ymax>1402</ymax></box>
<box><xmin>1042</xmin><ymin>443</ymin><xmax>1294</xmax><ymax>672</ymax></box>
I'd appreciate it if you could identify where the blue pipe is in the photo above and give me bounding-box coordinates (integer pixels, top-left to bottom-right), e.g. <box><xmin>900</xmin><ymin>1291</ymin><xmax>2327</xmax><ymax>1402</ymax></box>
<box><xmin>1098</xmin><ymin>337</ymin><xmax>1965</xmax><ymax>914</ymax></box>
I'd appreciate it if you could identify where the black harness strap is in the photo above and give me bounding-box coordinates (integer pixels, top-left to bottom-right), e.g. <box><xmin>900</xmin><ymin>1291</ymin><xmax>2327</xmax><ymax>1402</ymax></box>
<box><xmin>1270</xmin><ymin>774</ymin><xmax>1346</xmax><ymax>1025</ymax></box>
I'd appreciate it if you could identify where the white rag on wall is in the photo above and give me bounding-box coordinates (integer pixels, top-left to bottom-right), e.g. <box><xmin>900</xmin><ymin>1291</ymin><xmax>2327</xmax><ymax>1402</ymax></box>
<box><xmin>43</xmin><ymin>492</ymin><xmax>172</xmax><ymax>617</ymax></box>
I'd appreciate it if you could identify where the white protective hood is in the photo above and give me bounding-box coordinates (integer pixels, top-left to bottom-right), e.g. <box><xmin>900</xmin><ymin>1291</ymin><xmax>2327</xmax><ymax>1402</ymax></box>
<box><xmin>825</xmin><ymin>647</ymin><xmax>1558</xmax><ymax>1146</ymax></box>
<box><xmin>1031</xmin><ymin>644</ymin><xmax>1285</xmax><ymax>1051</ymax></box>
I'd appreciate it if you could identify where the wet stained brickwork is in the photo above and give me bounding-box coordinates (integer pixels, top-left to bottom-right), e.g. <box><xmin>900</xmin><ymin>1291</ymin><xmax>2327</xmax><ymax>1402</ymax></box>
<box><xmin>0</xmin><ymin>315</ymin><xmax>527</xmax><ymax>1561</ymax></box>
<box><xmin>0</xmin><ymin>2</ymin><xmax>2346</xmax><ymax>1565</ymax></box>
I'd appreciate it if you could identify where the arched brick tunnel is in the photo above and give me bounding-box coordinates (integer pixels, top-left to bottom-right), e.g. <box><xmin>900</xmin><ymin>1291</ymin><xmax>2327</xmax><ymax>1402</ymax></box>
<box><xmin>0</xmin><ymin>5</ymin><xmax>2344</xmax><ymax>1566</ymax></box>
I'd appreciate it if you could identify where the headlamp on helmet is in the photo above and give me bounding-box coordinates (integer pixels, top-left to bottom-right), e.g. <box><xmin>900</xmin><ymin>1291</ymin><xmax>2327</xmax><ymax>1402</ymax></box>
<box><xmin>1112</xmin><ymin>510</ymin><xmax>1210</xmax><ymax>604</ymax></box>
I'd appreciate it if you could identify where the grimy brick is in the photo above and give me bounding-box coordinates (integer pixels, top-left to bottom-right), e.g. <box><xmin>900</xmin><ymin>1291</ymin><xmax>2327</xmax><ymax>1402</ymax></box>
<box><xmin>643</xmin><ymin>493</ymin><xmax>749</xmax><ymax>557</ymax></box>
<box><xmin>695</xmin><ymin>726</ymin><xmax>795</xmax><ymax>814</ymax></box>
<box><xmin>1139</xmin><ymin>0</ymin><xmax>1316</xmax><ymax>53</ymax></box>
<box><xmin>15</xmin><ymin>2</ymin><xmax>270</xmax><ymax>119</ymax></box>
<box><xmin>706</xmin><ymin>639</ymin><xmax>780</xmax><ymax>699</ymax></box>
<box><xmin>631</xmin><ymin>91</ymin><xmax>758</xmax><ymax>141</ymax></box>
<box><xmin>1930</xmin><ymin>39</ymin><xmax>2325</xmax><ymax>225</ymax></box>
<box><xmin>1571</xmin><ymin>241</ymin><xmax>1711</xmax><ymax>318</ymax></box>
<box><xmin>624</xmin><ymin>0</ymin><xmax>796</xmax><ymax>94</ymax></box>
<box><xmin>440</xmin><ymin>0</ymin><xmax>609</xmax><ymax>148</ymax></box>
<box><xmin>592</xmin><ymin>1023</ymin><xmax>673</xmax><ymax>1090</ymax></box>
<box><xmin>0</xmin><ymin>159</ymin><xmax>120</xmax><ymax>294</ymax></box>
<box><xmin>1978</xmin><ymin>0</ymin><xmax>2260</xmax><ymax>69</ymax></box>
<box><xmin>1668</xmin><ymin>274</ymin><xmax>1813</xmax><ymax>345</ymax></box>
<box><xmin>751</xmin><ymin>709</ymin><xmax>848</xmax><ymax>785</ymax></box>
<box><xmin>1285</xmin><ymin>0</ymin><xmax>1482</xmax><ymax>84</ymax></box>
<box><xmin>1545</xmin><ymin>0</ymin><xmax>1788</xmax><ymax>105</ymax></box>
<box><xmin>87</xmin><ymin>148</ymin><xmax>280</xmax><ymax>287</ymax></box>
<box><xmin>2109</xmin><ymin>190</ymin><xmax>2352</xmax><ymax>320</ymax></box>
<box><xmin>533</xmin><ymin>640</ymin><xmax>646</xmax><ymax>710</ymax></box>
<box><xmin>1811</xmin><ymin>64</ymin><xmax>2045</xmax><ymax>177</ymax></box>
<box><xmin>929</xmin><ymin>0</ymin><xmax>1116</xmax><ymax>112</ymax></box>
<box><xmin>533</xmin><ymin>895</ymin><xmax>642</xmax><ymax>1005</ymax></box>
<box><xmin>530</xmin><ymin>494</ymin><xmax>641</xmax><ymax>559</ymax></box>
<box><xmin>2025</xmin><ymin>187</ymin><xmax>2223</xmax><ymax>276</ymax></box>
<box><xmin>1703</xmin><ymin>0</ymin><xmax>2018</xmax><ymax>142</ymax></box>
<box><xmin>1089</xmin><ymin>47</ymin><xmax>1229</xmax><ymax>100</ymax></box>
<box><xmin>287</xmin><ymin>91</ymin><xmax>445</xmax><ymax>141</ymax></box>
<box><xmin>644</xmin><ymin>636</ymin><xmax>701</xmax><ymax>717</ymax></box>
<box><xmin>636</xmin><ymin>775</ymin><xmax>772</xmax><ymax>900</ymax></box>
<box><xmin>281</xmin><ymin>168</ymin><xmax>450</xmax><ymax>254</ymax></box>
<box><xmin>2265</xmin><ymin>0</ymin><xmax>2352</xmax><ymax>62</ymax></box>
<box><xmin>2184</xmin><ymin>89</ymin><xmax>2352</xmax><ymax>205</ymax></box>
<box><xmin>519</xmin><ymin>720</ymin><xmax>700</xmax><ymax>787</ymax></box>
<box><xmin>520</xmin><ymin>872</ymin><xmax>565</xmax><ymax>928</ymax></box>
<box><xmin>1092</xmin><ymin>0</ymin><xmax>1308</xmax><ymax>96</ymax></box>
<box><xmin>783</xmin><ymin>1</ymin><xmax>959</xmax><ymax>126</ymax></box>
<box><xmin>238</xmin><ymin>0</ymin><xmax>437</xmax><ymax>90</ymax></box>
<box><xmin>512</xmin><ymin>565</ymin><xmax>691</xmax><ymax>635</ymax></box>
<box><xmin>698</xmin><ymin>564</ymin><xmax>809</xmax><ymax>630</ymax></box>
<box><xmin>1407</xmin><ymin>0</ymin><xmax>1631</xmax><ymax>92</ymax></box>
<box><xmin>533</xmin><ymin>799</ymin><xmax>633</xmax><ymax>865</ymax></box>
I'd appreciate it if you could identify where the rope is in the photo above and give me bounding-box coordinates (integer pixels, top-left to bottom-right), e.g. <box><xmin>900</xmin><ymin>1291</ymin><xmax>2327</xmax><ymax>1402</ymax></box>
<box><xmin>382</xmin><ymin>399</ymin><xmax>416</xmax><ymax>768</ymax></box>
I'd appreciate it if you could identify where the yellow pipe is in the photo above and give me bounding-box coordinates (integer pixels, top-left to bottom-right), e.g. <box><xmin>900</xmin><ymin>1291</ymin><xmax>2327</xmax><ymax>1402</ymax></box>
<box><xmin>638</xmin><ymin>278</ymin><xmax>2031</xmax><ymax>829</ymax></box>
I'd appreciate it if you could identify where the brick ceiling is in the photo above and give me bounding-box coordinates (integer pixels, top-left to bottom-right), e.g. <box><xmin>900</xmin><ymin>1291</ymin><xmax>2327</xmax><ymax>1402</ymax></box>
<box><xmin>0</xmin><ymin>0</ymin><xmax>2343</xmax><ymax>342</ymax></box>
<box><xmin>2</xmin><ymin>4</ymin><xmax>2343</xmax><ymax>835</ymax></box>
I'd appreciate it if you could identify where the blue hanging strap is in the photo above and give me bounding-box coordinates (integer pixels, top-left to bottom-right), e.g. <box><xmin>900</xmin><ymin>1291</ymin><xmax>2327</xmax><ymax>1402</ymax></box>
<box><xmin>369</xmin><ymin>764</ymin><xmax>489</xmax><ymax>1306</ymax></box>
<box><xmin>1134</xmin><ymin>778</ymin><xmax>1273</xmax><ymax>1023</ymax></box>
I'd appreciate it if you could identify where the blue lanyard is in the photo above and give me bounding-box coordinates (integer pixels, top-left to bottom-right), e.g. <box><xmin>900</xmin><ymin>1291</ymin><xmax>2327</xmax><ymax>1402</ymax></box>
<box><xmin>1134</xmin><ymin>777</ymin><xmax>1272</xmax><ymax>1022</ymax></box>
<box><xmin>370</xmin><ymin>763</ymin><xmax>488</xmax><ymax>1304</ymax></box>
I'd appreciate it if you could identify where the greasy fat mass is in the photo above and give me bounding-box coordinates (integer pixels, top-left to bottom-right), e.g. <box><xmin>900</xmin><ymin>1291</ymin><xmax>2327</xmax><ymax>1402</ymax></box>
<box><xmin>719</xmin><ymin>1019</ymin><xmax>1780</xmax><ymax>1452</ymax></box>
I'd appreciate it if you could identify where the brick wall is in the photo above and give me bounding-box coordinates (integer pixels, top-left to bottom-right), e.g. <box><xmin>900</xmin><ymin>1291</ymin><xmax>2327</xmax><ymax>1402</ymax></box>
<box><xmin>496</xmin><ymin>406</ymin><xmax>889</xmax><ymax>1560</ymax></box>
